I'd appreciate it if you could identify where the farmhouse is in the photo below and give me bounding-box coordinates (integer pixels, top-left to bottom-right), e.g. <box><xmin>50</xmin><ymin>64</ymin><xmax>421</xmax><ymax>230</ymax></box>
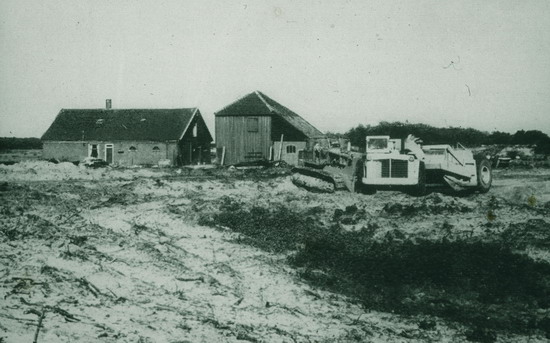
<box><xmin>215</xmin><ymin>91</ymin><xmax>325</xmax><ymax>165</ymax></box>
<box><xmin>41</xmin><ymin>101</ymin><xmax>213</xmax><ymax>166</ymax></box>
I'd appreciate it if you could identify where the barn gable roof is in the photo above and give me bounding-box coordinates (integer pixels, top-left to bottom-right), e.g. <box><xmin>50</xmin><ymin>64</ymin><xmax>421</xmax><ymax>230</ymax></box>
<box><xmin>42</xmin><ymin>108</ymin><xmax>202</xmax><ymax>142</ymax></box>
<box><xmin>215</xmin><ymin>91</ymin><xmax>325</xmax><ymax>139</ymax></box>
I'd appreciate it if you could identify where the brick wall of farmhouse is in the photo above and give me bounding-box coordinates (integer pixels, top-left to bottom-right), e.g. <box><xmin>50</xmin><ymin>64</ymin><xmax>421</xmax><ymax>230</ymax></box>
<box><xmin>112</xmin><ymin>141</ymin><xmax>177</xmax><ymax>166</ymax></box>
<box><xmin>43</xmin><ymin>142</ymin><xmax>87</xmax><ymax>162</ymax></box>
<box><xmin>43</xmin><ymin>141</ymin><xmax>178</xmax><ymax>166</ymax></box>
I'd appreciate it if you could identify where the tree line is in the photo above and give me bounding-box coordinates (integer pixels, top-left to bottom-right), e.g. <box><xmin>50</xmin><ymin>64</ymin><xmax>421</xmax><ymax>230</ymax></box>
<box><xmin>0</xmin><ymin>137</ymin><xmax>43</xmax><ymax>150</ymax></box>
<box><xmin>344</xmin><ymin>122</ymin><xmax>550</xmax><ymax>155</ymax></box>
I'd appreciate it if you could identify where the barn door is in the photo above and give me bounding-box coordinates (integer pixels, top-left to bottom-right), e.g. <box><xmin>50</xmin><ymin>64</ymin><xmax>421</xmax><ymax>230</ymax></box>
<box><xmin>178</xmin><ymin>142</ymin><xmax>192</xmax><ymax>165</ymax></box>
<box><xmin>284</xmin><ymin>144</ymin><xmax>298</xmax><ymax>165</ymax></box>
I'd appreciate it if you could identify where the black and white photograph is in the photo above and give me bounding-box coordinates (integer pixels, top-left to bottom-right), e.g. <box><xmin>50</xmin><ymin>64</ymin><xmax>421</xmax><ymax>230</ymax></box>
<box><xmin>1</xmin><ymin>1</ymin><xmax>550</xmax><ymax>342</ymax></box>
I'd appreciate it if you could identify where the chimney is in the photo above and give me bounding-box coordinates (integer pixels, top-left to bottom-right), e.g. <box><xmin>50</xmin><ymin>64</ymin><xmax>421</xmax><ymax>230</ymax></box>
<box><xmin>106</xmin><ymin>99</ymin><xmax>112</xmax><ymax>109</ymax></box>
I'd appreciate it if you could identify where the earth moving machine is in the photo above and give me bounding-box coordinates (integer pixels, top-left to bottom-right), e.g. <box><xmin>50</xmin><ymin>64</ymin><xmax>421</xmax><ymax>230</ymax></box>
<box><xmin>292</xmin><ymin>135</ymin><xmax>492</xmax><ymax>194</ymax></box>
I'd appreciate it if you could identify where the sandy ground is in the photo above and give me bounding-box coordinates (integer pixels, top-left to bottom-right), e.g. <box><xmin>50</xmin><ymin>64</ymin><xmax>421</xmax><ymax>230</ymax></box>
<box><xmin>0</xmin><ymin>161</ymin><xmax>549</xmax><ymax>342</ymax></box>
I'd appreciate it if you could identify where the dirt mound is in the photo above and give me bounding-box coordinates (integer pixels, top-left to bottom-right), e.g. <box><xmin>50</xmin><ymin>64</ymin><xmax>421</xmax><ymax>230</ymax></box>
<box><xmin>382</xmin><ymin>193</ymin><xmax>473</xmax><ymax>216</ymax></box>
<box><xmin>332</xmin><ymin>204</ymin><xmax>369</xmax><ymax>225</ymax></box>
<box><xmin>0</xmin><ymin>160</ymin><xmax>169</xmax><ymax>181</ymax></box>
<box><xmin>291</xmin><ymin>173</ymin><xmax>335</xmax><ymax>193</ymax></box>
<box><xmin>0</xmin><ymin>161</ymin><xmax>82</xmax><ymax>180</ymax></box>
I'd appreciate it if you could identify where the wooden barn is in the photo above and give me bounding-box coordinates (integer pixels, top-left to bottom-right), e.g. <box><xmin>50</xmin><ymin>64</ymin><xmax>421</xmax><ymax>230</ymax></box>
<box><xmin>41</xmin><ymin>101</ymin><xmax>213</xmax><ymax>166</ymax></box>
<box><xmin>215</xmin><ymin>91</ymin><xmax>325</xmax><ymax>165</ymax></box>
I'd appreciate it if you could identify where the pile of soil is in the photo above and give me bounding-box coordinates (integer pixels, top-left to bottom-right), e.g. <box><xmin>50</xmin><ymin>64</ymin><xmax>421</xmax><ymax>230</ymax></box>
<box><xmin>0</xmin><ymin>161</ymin><xmax>169</xmax><ymax>181</ymax></box>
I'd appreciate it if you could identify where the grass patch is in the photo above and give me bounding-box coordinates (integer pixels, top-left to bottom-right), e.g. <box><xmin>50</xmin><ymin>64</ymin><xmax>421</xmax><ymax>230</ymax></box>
<box><xmin>200</xmin><ymin>203</ymin><xmax>321</xmax><ymax>253</ymax></box>
<box><xmin>294</xmin><ymin>236</ymin><xmax>550</xmax><ymax>332</ymax></box>
<box><xmin>202</xmin><ymin>204</ymin><xmax>550</xmax><ymax>337</ymax></box>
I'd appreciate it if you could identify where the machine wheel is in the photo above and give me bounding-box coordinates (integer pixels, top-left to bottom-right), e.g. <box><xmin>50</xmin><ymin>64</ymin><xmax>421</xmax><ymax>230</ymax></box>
<box><xmin>408</xmin><ymin>162</ymin><xmax>426</xmax><ymax>196</ymax></box>
<box><xmin>476</xmin><ymin>159</ymin><xmax>492</xmax><ymax>193</ymax></box>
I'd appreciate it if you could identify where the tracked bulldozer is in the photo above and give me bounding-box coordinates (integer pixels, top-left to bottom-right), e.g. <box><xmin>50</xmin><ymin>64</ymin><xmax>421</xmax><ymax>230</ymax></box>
<box><xmin>291</xmin><ymin>135</ymin><xmax>492</xmax><ymax>195</ymax></box>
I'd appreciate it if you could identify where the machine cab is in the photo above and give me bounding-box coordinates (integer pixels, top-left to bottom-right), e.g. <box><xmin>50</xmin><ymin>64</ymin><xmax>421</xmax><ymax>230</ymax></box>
<box><xmin>366</xmin><ymin>136</ymin><xmax>402</xmax><ymax>154</ymax></box>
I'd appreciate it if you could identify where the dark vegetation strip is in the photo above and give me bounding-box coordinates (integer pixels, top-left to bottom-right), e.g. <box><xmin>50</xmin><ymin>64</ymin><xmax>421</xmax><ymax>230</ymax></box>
<box><xmin>0</xmin><ymin>137</ymin><xmax>42</xmax><ymax>150</ymax></box>
<box><xmin>344</xmin><ymin>122</ymin><xmax>550</xmax><ymax>154</ymax></box>
<box><xmin>199</xmin><ymin>204</ymin><xmax>550</xmax><ymax>338</ymax></box>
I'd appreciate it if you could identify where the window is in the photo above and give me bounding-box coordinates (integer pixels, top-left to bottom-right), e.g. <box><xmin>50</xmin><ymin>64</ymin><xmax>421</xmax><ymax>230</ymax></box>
<box><xmin>367</xmin><ymin>138</ymin><xmax>388</xmax><ymax>150</ymax></box>
<box><xmin>286</xmin><ymin>145</ymin><xmax>296</xmax><ymax>154</ymax></box>
<box><xmin>366</xmin><ymin>136</ymin><xmax>390</xmax><ymax>153</ymax></box>
<box><xmin>89</xmin><ymin>144</ymin><xmax>98</xmax><ymax>158</ymax></box>
<box><xmin>153</xmin><ymin>146</ymin><xmax>160</xmax><ymax>152</ymax></box>
<box><xmin>247</xmin><ymin>118</ymin><xmax>259</xmax><ymax>132</ymax></box>
<box><xmin>129</xmin><ymin>146</ymin><xmax>137</xmax><ymax>152</ymax></box>
<box><xmin>192</xmin><ymin>124</ymin><xmax>198</xmax><ymax>137</ymax></box>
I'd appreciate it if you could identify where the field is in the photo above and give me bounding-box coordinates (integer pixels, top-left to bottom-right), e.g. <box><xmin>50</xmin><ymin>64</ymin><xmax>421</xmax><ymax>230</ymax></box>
<box><xmin>1</xmin><ymin>161</ymin><xmax>549</xmax><ymax>342</ymax></box>
<box><xmin>0</xmin><ymin>150</ymin><xmax>42</xmax><ymax>164</ymax></box>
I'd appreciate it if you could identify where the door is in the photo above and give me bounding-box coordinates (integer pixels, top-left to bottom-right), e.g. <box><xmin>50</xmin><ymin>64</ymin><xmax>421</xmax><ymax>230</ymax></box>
<box><xmin>273</xmin><ymin>142</ymin><xmax>304</xmax><ymax>166</ymax></box>
<box><xmin>105</xmin><ymin>144</ymin><xmax>113</xmax><ymax>164</ymax></box>
<box><xmin>179</xmin><ymin>141</ymin><xmax>194</xmax><ymax>165</ymax></box>
<box><xmin>284</xmin><ymin>144</ymin><xmax>299</xmax><ymax>165</ymax></box>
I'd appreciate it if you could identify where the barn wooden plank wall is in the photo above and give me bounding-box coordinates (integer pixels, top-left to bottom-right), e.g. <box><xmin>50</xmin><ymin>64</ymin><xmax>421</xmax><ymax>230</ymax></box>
<box><xmin>215</xmin><ymin>116</ymin><xmax>271</xmax><ymax>165</ymax></box>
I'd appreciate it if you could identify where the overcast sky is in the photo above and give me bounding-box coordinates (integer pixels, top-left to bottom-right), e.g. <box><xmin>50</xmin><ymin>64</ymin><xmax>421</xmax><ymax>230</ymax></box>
<box><xmin>1</xmin><ymin>0</ymin><xmax>549</xmax><ymax>138</ymax></box>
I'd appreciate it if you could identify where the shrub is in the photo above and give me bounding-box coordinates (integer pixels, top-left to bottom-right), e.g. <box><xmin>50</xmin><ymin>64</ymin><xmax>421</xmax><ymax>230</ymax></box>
<box><xmin>207</xmin><ymin>205</ymin><xmax>322</xmax><ymax>253</ymax></box>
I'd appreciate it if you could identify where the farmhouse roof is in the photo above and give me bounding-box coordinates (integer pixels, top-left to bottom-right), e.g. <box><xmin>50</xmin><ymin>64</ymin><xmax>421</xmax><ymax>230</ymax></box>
<box><xmin>215</xmin><ymin>91</ymin><xmax>325</xmax><ymax>139</ymax></box>
<box><xmin>42</xmin><ymin>108</ymin><xmax>200</xmax><ymax>142</ymax></box>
